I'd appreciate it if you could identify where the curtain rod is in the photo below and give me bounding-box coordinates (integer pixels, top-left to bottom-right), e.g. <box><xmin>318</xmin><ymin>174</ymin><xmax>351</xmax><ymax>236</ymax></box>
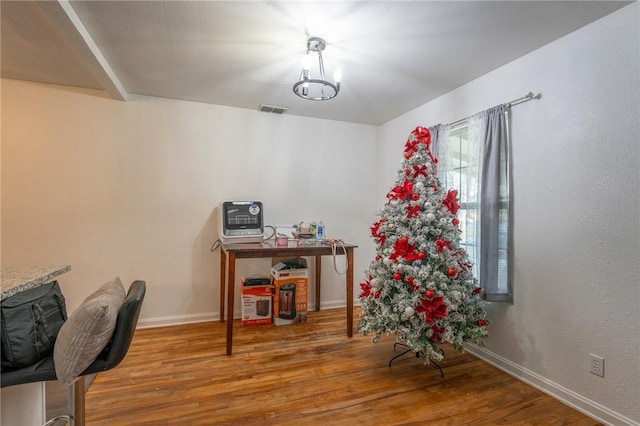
<box><xmin>447</xmin><ymin>91</ymin><xmax>541</xmax><ymax>128</ymax></box>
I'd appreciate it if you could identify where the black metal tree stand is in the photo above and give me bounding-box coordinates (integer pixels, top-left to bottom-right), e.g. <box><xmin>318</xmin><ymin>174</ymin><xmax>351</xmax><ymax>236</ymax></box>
<box><xmin>388</xmin><ymin>343</ymin><xmax>444</xmax><ymax>377</ymax></box>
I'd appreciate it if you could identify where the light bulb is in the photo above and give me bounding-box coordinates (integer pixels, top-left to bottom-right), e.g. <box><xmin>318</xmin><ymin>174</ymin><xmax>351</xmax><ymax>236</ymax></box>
<box><xmin>302</xmin><ymin>53</ymin><xmax>312</xmax><ymax>71</ymax></box>
<box><xmin>334</xmin><ymin>67</ymin><xmax>343</xmax><ymax>83</ymax></box>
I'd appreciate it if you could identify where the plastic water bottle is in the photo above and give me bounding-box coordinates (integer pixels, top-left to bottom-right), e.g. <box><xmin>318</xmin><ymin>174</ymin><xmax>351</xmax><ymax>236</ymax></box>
<box><xmin>316</xmin><ymin>221</ymin><xmax>325</xmax><ymax>240</ymax></box>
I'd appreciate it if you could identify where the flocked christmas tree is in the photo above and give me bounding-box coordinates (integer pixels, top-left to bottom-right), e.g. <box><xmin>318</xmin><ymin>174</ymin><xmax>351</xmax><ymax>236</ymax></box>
<box><xmin>358</xmin><ymin>126</ymin><xmax>489</xmax><ymax>363</ymax></box>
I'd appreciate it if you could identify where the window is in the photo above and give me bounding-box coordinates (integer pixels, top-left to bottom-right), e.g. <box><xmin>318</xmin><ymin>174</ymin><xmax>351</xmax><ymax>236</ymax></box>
<box><xmin>440</xmin><ymin>125</ymin><xmax>480</xmax><ymax>270</ymax></box>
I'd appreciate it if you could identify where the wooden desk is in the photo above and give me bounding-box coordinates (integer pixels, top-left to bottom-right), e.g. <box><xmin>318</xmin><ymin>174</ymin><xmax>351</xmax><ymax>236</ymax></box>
<box><xmin>220</xmin><ymin>240</ymin><xmax>357</xmax><ymax>355</ymax></box>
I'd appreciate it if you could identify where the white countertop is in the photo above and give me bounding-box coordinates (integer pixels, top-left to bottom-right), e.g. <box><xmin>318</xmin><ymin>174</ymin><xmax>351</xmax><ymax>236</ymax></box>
<box><xmin>1</xmin><ymin>265</ymin><xmax>71</xmax><ymax>300</ymax></box>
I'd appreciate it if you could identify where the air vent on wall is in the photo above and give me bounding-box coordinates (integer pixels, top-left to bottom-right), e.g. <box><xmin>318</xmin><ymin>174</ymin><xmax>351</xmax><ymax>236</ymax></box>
<box><xmin>259</xmin><ymin>104</ymin><xmax>288</xmax><ymax>114</ymax></box>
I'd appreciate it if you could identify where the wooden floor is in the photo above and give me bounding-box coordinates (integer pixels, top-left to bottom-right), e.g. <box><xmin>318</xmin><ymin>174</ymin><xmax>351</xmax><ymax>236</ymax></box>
<box><xmin>84</xmin><ymin>308</ymin><xmax>601</xmax><ymax>425</ymax></box>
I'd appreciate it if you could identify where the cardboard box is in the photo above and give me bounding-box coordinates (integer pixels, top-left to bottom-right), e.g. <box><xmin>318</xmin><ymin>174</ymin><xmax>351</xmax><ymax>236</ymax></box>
<box><xmin>241</xmin><ymin>277</ymin><xmax>272</xmax><ymax>326</ymax></box>
<box><xmin>271</xmin><ymin>257</ymin><xmax>308</xmax><ymax>325</ymax></box>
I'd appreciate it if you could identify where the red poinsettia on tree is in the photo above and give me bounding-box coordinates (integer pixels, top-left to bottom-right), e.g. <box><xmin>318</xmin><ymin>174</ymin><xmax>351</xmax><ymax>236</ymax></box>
<box><xmin>358</xmin><ymin>126</ymin><xmax>489</xmax><ymax>363</ymax></box>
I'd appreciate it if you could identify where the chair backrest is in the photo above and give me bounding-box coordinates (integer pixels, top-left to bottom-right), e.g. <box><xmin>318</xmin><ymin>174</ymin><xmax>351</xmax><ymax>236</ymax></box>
<box><xmin>83</xmin><ymin>280</ymin><xmax>146</xmax><ymax>375</ymax></box>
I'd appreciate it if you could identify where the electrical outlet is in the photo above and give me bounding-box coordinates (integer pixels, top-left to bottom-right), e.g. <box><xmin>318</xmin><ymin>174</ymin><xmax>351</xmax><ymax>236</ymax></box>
<box><xmin>590</xmin><ymin>354</ymin><xmax>605</xmax><ymax>377</ymax></box>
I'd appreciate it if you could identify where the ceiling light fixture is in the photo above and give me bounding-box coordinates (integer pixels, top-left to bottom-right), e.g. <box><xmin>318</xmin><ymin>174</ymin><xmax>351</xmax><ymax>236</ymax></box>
<box><xmin>293</xmin><ymin>37</ymin><xmax>341</xmax><ymax>101</ymax></box>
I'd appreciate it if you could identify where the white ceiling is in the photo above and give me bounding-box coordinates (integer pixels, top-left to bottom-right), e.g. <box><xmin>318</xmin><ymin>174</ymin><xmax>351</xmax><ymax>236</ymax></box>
<box><xmin>1</xmin><ymin>1</ymin><xmax>631</xmax><ymax>125</ymax></box>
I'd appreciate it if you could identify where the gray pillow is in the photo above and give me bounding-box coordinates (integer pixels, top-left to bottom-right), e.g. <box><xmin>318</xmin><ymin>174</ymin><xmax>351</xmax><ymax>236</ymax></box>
<box><xmin>53</xmin><ymin>277</ymin><xmax>126</xmax><ymax>386</ymax></box>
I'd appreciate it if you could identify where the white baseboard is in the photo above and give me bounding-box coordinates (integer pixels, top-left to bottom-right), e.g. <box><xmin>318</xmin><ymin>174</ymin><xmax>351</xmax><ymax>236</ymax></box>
<box><xmin>464</xmin><ymin>344</ymin><xmax>639</xmax><ymax>426</ymax></box>
<box><xmin>318</xmin><ymin>299</ymin><xmax>353</xmax><ymax>310</ymax></box>
<box><xmin>137</xmin><ymin>312</ymin><xmax>218</xmax><ymax>329</ymax></box>
<box><xmin>137</xmin><ymin>299</ymin><xmax>358</xmax><ymax>329</ymax></box>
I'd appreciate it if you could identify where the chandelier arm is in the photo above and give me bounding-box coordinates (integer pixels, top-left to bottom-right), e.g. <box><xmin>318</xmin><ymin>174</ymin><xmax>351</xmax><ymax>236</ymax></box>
<box><xmin>317</xmin><ymin>49</ymin><xmax>326</xmax><ymax>81</ymax></box>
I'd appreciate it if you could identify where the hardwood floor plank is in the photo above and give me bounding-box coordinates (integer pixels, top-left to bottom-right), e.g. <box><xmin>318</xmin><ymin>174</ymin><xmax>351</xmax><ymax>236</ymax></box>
<box><xmin>84</xmin><ymin>308</ymin><xmax>601</xmax><ymax>425</ymax></box>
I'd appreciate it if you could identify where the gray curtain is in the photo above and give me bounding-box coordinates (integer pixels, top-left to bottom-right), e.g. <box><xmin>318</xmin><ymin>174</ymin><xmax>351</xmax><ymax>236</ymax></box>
<box><xmin>480</xmin><ymin>105</ymin><xmax>513</xmax><ymax>302</ymax></box>
<box><xmin>428</xmin><ymin>124</ymin><xmax>441</xmax><ymax>157</ymax></box>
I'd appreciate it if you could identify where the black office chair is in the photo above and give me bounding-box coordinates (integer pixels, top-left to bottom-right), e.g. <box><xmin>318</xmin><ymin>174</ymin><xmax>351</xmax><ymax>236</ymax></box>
<box><xmin>1</xmin><ymin>280</ymin><xmax>146</xmax><ymax>426</ymax></box>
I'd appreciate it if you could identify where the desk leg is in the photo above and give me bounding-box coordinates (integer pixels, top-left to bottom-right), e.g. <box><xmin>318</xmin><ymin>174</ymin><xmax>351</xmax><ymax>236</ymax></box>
<box><xmin>220</xmin><ymin>249</ymin><xmax>226</xmax><ymax>322</ymax></box>
<box><xmin>315</xmin><ymin>255</ymin><xmax>321</xmax><ymax>312</ymax></box>
<box><xmin>346</xmin><ymin>247</ymin><xmax>354</xmax><ymax>337</ymax></box>
<box><xmin>226</xmin><ymin>252</ymin><xmax>236</xmax><ymax>355</ymax></box>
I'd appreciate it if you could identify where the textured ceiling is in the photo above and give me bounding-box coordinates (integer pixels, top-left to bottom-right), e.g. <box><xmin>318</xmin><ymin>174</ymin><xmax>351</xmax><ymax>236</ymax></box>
<box><xmin>1</xmin><ymin>1</ymin><xmax>631</xmax><ymax>125</ymax></box>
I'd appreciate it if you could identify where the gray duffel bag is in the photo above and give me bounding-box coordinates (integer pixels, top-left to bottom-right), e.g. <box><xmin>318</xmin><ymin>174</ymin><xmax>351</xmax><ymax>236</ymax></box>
<box><xmin>1</xmin><ymin>281</ymin><xmax>67</xmax><ymax>369</ymax></box>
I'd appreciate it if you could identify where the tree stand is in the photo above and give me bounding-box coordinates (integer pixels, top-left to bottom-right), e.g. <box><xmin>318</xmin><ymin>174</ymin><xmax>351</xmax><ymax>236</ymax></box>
<box><xmin>388</xmin><ymin>343</ymin><xmax>444</xmax><ymax>377</ymax></box>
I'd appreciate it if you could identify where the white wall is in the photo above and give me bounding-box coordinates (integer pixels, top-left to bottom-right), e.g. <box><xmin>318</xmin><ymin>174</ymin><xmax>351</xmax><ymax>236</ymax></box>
<box><xmin>378</xmin><ymin>4</ymin><xmax>639</xmax><ymax>425</ymax></box>
<box><xmin>1</xmin><ymin>80</ymin><xmax>378</xmax><ymax>325</ymax></box>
